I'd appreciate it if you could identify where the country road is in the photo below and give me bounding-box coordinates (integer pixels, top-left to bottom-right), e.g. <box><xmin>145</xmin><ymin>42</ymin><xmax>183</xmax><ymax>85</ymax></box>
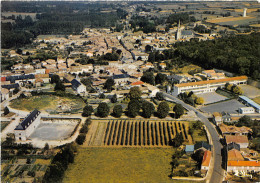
<box><xmin>164</xmin><ymin>93</ymin><xmax>225</xmax><ymax>183</ymax></box>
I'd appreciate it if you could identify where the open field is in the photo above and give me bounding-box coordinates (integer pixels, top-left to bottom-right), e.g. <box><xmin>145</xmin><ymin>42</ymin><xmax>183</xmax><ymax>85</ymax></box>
<box><xmin>10</xmin><ymin>95</ymin><xmax>85</xmax><ymax>113</ymax></box>
<box><xmin>225</xmin><ymin>8</ymin><xmax>259</xmax><ymax>13</ymax></box>
<box><xmin>206</xmin><ymin>16</ymin><xmax>255</xmax><ymax>23</ymax></box>
<box><xmin>88</xmin><ymin>120</ymin><xmax>193</xmax><ymax>147</ymax></box>
<box><xmin>64</xmin><ymin>147</ymin><xmax>203</xmax><ymax>183</ymax></box>
<box><xmin>240</xmin><ymin>85</ymin><xmax>260</xmax><ymax>98</ymax></box>
<box><xmin>250</xmin><ymin>24</ymin><xmax>260</xmax><ymax>28</ymax></box>
<box><xmin>253</xmin><ymin>96</ymin><xmax>260</xmax><ymax>105</ymax></box>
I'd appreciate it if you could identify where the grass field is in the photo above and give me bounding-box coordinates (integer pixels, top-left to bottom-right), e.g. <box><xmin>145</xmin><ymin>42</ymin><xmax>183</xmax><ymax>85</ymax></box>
<box><xmin>10</xmin><ymin>95</ymin><xmax>85</xmax><ymax>112</ymax></box>
<box><xmin>253</xmin><ymin>96</ymin><xmax>260</xmax><ymax>105</ymax></box>
<box><xmin>206</xmin><ymin>16</ymin><xmax>255</xmax><ymax>24</ymax></box>
<box><xmin>171</xmin><ymin>64</ymin><xmax>201</xmax><ymax>74</ymax></box>
<box><xmin>64</xmin><ymin>147</ymin><xmax>200</xmax><ymax>183</ymax></box>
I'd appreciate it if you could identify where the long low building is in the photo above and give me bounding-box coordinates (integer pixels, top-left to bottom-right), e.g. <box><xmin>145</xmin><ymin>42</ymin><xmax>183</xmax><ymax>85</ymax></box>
<box><xmin>172</xmin><ymin>76</ymin><xmax>247</xmax><ymax>96</ymax></box>
<box><xmin>238</xmin><ymin>96</ymin><xmax>260</xmax><ymax>113</ymax></box>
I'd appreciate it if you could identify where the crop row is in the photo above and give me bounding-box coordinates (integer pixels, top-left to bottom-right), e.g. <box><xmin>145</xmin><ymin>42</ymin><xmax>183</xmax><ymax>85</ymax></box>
<box><xmin>103</xmin><ymin>121</ymin><xmax>189</xmax><ymax>146</ymax></box>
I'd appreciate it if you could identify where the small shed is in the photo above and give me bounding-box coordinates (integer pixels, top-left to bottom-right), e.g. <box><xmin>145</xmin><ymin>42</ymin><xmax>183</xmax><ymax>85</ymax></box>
<box><xmin>185</xmin><ymin>145</ymin><xmax>194</xmax><ymax>154</ymax></box>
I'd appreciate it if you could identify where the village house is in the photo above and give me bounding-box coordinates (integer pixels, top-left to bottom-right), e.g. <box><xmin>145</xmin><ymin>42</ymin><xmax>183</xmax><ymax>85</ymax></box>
<box><xmin>238</xmin><ymin>96</ymin><xmax>260</xmax><ymax>113</ymax></box>
<box><xmin>0</xmin><ymin>88</ymin><xmax>10</xmax><ymax>101</ymax></box>
<box><xmin>219</xmin><ymin>123</ymin><xmax>252</xmax><ymax>136</ymax></box>
<box><xmin>228</xmin><ymin>149</ymin><xmax>244</xmax><ymax>161</ymax></box>
<box><xmin>225</xmin><ymin>135</ymin><xmax>249</xmax><ymax>149</ymax></box>
<box><xmin>112</xmin><ymin>74</ymin><xmax>130</xmax><ymax>85</ymax></box>
<box><xmin>201</xmin><ymin>150</ymin><xmax>211</xmax><ymax>175</ymax></box>
<box><xmin>212</xmin><ymin>112</ymin><xmax>223</xmax><ymax>126</ymax></box>
<box><xmin>202</xmin><ymin>70</ymin><xmax>225</xmax><ymax>79</ymax></box>
<box><xmin>14</xmin><ymin>109</ymin><xmax>41</xmax><ymax>141</ymax></box>
<box><xmin>71</xmin><ymin>79</ymin><xmax>87</xmax><ymax>96</ymax></box>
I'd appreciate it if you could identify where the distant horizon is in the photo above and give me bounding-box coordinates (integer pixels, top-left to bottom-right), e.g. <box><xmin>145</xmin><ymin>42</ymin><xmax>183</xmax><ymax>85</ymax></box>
<box><xmin>1</xmin><ymin>0</ymin><xmax>258</xmax><ymax>2</ymax></box>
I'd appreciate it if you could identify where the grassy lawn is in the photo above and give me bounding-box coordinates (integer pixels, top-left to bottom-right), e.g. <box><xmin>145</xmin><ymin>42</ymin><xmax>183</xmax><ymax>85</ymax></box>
<box><xmin>10</xmin><ymin>95</ymin><xmax>85</xmax><ymax>112</ymax></box>
<box><xmin>253</xmin><ymin>96</ymin><xmax>260</xmax><ymax>104</ymax></box>
<box><xmin>192</xmin><ymin>129</ymin><xmax>208</xmax><ymax>143</ymax></box>
<box><xmin>64</xmin><ymin>147</ymin><xmax>179</xmax><ymax>183</ymax></box>
<box><xmin>171</xmin><ymin>64</ymin><xmax>201</xmax><ymax>74</ymax></box>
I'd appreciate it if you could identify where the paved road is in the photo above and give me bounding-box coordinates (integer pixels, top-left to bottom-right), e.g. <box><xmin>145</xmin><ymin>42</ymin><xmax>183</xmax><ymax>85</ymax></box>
<box><xmin>164</xmin><ymin>93</ymin><xmax>225</xmax><ymax>183</ymax></box>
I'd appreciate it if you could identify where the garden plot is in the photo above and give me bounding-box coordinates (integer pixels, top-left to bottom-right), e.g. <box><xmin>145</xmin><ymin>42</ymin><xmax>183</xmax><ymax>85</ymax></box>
<box><xmin>88</xmin><ymin>120</ymin><xmax>192</xmax><ymax>147</ymax></box>
<box><xmin>196</xmin><ymin>92</ymin><xmax>228</xmax><ymax>104</ymax></box>
<box><xmin>29</xmin><ymin>119</ymin><xmax>79</xmax><ymax>141</ymax></box>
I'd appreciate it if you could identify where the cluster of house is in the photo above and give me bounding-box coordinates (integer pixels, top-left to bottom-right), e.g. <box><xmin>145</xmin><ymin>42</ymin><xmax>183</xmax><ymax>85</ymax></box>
<box><xmin>219</xmin><ymin>123</ymin><xmax>260</xmax><ymax>174</ymax></box>
<box><xmin>185</xmin><ymin>141</ymin><xmax>212</xmax><ymax>176</ymax></box>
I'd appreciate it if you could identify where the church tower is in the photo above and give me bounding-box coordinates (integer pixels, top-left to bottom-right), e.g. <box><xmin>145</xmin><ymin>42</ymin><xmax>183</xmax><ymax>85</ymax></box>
<box><xmin>176</xmin><ymin>20</ymin><xmax>181</xmax><ymax>40</ymax></box>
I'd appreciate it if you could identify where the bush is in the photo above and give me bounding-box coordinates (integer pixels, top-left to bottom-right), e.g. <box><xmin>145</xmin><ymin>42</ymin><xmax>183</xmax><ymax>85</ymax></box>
<box><xmin>156</xmin><ymin>92</ymin><xmax>164</xmax><ymax>101</ymax></box>
<box><xmin>4</xmin><ymin>107</ymin><xmax>9</xmax><ymax>115</ymax></box>
<box><xmin>76</xmin><ymin>134</ymin><xmax>86</xmax><ymax>145</ymax></box>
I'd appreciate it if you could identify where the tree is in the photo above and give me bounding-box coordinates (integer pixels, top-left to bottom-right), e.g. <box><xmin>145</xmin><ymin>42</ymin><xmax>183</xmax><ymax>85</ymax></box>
<box><xmin>237</xmin><ymin>115</ymin><xmax>252</xmax><ymax>127</ymax></box>
<box><xmin>195</xmin><ymin>97</ymin><xmax>204</xmax><ymax>105</ymax></box>
<box><xmin>104</xmin><ymin>78</ymin><xmax>115</xmax><ymax>92</ymax></box>
<box><xmin>82</xmin><ymin>105</ymin><xmax>93</xmax><ymax>117</ymax></box>
<box><xmin>232</xmin><ymin>86</ymin><xmax>243</xmax><ymax>95</ymax></box>
<box><xmin>141</xmin><ymin>71</ymin><xmax>155</xmax><ymax>85</ymax></box>
<box><xmin>157</xmin><ymin>101</ymin><xmax>170</xmax><ymax>118</ymax></box>
<box><xmin>142</xmin><ymin>101</ymin><xmax>155</xmax><ymax>118</ymax></box>
<box><xmin>113</xmin><ymin>105</ymin><xmax>123</xmax><ymax>118</ymax></box>
<box><xmin>173</xmin><ymin>104</ymin><xmax>185</xmax><ymax>118</ymax></box>
<box><xmin>111</xmin><ymin>94</ymin><xmax>117</xmax><ymax>103</ymax></box>
<box><xmin>44</xmin><ymin>143</ymin><xmax>49</xmax><ymax>151</ymax></box>
<box><xmin>155</xmin><ymin>73</ymin><xmax>167</xmax><ymax>85</ymax></box>
<box><xmin>99</xmin><ymin>93</ymin><xmax>105</xmax><ymax>99</ymax></box>
<box><xmin>170</xmin><ymin>132</ymin><xmax>184</xmax><ymax>147</ymax></box>
<box><xmin>156</xmin><ymin>92</ymin><xmax>164</xmax><ymax>101</ymax></box>
<box><xmin>97</xmin><ymin>102</ymin><xmax>110</xmax><ymax>117</ymax></box>
<box><xmin>81</xmin><ymin>77</ymin><xmax>92</xmax><ymax>87</ymax></box>
<box><xmin>145</xmin><ymin>45</ymin><xmax>152</xmax><ymax>52</ymax></box>
<box><xmin>192</xmin><ymin>120</ymin><xmax>203</xmax><ymax>130</ymax></box>
<box><xmin>4</xmin><ymin>107</ymin><xmax>9</xmax><ymax>115</ymax></box>
<box><xmin>51</xmin><ymin>74</ymin><xmax>60</xmax><ymax>84</ymax></box>
<box><xmin>129</xmin><ymin>86</ymin><xmax>142</xmax><ymax>100</ymax></box>
<box><xmin>54</xmin><ymin>81</ymin><xmax>65</xmax><ymax>91</ymax></box>
<box><xmin>127</xmin><ymin>99</ymin><xmax>140</xmax><ymax>118</ymax></box>
<box><xmin>76</xmin><ymin>134</ymin><xmax>86</xmax><ymax>145</ymax></box>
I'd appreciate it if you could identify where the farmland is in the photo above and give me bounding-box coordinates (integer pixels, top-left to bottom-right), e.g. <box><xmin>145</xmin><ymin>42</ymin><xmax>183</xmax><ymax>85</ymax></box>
<box><xmin>64</xmin><ymin>147</ymin><xmax>202</xmax><ymax>183</ymax></box>
<box><xmin>206</xmin><ymin>16</ymin><xmax>257</xmax><ymax>26</ymax></box>
<box><xmin>87</xmin><ymin>120</ymin><xmax>193</xmax><ymax>147</ymax></box>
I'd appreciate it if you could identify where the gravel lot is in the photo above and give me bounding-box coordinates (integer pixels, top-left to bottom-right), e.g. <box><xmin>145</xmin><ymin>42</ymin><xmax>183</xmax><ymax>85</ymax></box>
<box><xmin>196</xmin><ymin>92</ymin><xmax>228</xmax><ymax>104</ymax></box>
<box><xmin>29</xmin><ymin>122</ymin><xmax>77</xmax><ymax>141</ymax></box>
<box><xmin>201</xmin><ymin>99</ymin><xmax>246</xmax><ymax>114</ymax></box>
<box><xmin>240</xmin><ymin>85</ymin><xmax>260</xmax><ymax>98</ymax></box>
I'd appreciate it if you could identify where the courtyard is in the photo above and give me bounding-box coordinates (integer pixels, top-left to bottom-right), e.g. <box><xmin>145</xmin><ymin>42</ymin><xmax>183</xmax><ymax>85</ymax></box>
<box><xmin>200</xmin><ymin>99</ymin><xmax>246</xmax><ymax>114</ymax></box>
<box><xmin>29</xmin><ymin>119</ymin><xmax>80</xmax><ymax>141</ymax></box>
<box><xmin>196</xmin><ymin>92</ymin><xmax>228</xmax><ymax>105</ymax></box>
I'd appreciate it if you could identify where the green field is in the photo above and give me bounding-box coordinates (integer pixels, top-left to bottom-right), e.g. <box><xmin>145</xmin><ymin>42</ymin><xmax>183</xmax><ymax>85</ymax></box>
<box><xmin>64</xmin><ymin>147</ymin><xmax>181</xmax><ymax>183</ymax></box>
<box><xmin>10</xmin><ymin>95</ymin><xmax>85</xmax><ymax>112</ymax></box>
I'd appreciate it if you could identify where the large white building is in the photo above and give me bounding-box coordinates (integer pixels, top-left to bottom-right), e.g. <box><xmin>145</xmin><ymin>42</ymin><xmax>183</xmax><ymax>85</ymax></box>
<box><xmin>173</xmin><ymin>76</ymin><xmax>247</xmax><ymax>96</ymax></box>
<box><xmin>14</xmin><ymin>109</ymin><xmax>41</xmax><ymax>141</ymax></box>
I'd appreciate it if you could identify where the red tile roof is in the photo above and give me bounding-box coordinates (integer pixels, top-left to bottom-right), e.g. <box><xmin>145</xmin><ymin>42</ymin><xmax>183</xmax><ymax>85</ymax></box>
<box><xmin>175</xmin><ymin>76</ymin><xmax>247</xmax><ymax>87</ymax></box>
<box><xmin>225</xmin><ymin>135</ymin><xmax>249</xmax><ymax>144</ymax></box>
<box><xmin>228</xmin><ymin>160</ymin><xmax>260</xmax><ymax>167</ymax></box>
<box><xmin>201</xmin><ymin>150</ymin><xmax>211</xmax><ymax>167</ymax></box>
<box><xmin>1</xmin><ymin>77</ymin><xmax>6</xmax><ymax>81</ymax></box>
<box><xmin>228</xmin><ymin>149</ymin><xmax>244</xmax><ymax>161</ymax></box>
<box><xmin>131</xmin><ymin>81</ymin><xmax>144</xmax><ymax>86</ymax></box>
